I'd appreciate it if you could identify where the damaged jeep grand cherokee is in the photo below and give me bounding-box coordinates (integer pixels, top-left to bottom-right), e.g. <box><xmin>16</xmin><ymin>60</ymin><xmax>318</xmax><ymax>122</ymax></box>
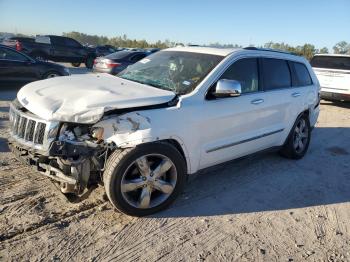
<box><xmin>8</xmin><ymin>47</ymin><xmax>320</xmax><ymax>216</ymax></box>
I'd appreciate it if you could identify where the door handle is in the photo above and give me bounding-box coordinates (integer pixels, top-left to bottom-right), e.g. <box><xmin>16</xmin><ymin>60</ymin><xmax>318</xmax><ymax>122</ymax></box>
<box><xmin>251</xmin><ymin>98</ymin><xmax>264</xmax><ymax>105</ymax></box>
<box><xmin>292</xmin><ymin>92</ymin><xmax>301</xmax><ymax>97</ymax></box>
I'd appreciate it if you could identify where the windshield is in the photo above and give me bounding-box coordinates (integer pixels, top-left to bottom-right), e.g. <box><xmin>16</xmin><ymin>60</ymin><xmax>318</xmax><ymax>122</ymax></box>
<box><xmin>117</xmin><ymin>51</ymin><xmax>223</xmax><ymax>95</ymax></box>
<box><xmin>311</xmin><ymin>56</ymin><xmax>350</xmax><ymax>70</ymax></box>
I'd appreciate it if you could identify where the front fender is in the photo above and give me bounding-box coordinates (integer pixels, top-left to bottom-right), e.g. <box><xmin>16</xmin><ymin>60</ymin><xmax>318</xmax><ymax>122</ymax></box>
<box><xmin>93</xmin><ymin>112</ymin><xmax>191</xmax><ymax>172</ymax></box>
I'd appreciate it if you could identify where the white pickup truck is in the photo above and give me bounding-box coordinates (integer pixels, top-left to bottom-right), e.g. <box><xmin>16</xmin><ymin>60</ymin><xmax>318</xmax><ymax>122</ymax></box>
<box><xmin>8</xmin><ymin>46</ymin><xmax>320</xmax><ymax>216</ymax></box>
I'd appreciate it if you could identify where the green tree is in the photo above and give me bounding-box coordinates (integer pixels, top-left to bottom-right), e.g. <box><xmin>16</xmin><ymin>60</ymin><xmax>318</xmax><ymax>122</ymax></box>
<box><xmin>333</xmin><ymin>41</ymin><xmax>350</xmax><ymax>54</ymax></box>
<box><xmin>318</xmin><ymin>47</ymin><xmax>329</xmax><ymax>54</ymax></box>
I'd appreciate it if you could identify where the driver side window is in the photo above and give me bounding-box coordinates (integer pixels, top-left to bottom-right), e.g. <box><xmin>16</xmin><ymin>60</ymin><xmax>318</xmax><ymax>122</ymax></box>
<box><xmin>219</xmin><ymin>58</ymin><xmax>259</xmax><ymax>94</ymax></box>
<box><xmin>0</xmin><ymin>48</ymin><xmax>28</xmax><ymax>62</ymax></box>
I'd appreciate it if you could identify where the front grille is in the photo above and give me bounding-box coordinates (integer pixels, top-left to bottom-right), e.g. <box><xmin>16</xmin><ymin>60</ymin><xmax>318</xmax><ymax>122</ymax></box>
<box><xmin>9</xmin><ymin>106</ymin><xmax>47</xmax><ymax>145</ymax></box>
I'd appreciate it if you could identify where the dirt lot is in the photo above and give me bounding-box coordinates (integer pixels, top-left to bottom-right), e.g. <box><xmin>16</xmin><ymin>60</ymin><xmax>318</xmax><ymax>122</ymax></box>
<box><xmin>0</xmin><ymin>69</ymin><xmax>350</xmax><ymax>261</ymax></box>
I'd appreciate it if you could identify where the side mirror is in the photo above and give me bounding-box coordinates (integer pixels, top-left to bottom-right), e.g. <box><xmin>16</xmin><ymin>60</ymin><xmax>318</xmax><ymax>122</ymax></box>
<box><xmin>212</xmin><ymin>79</ymin><xmax>242</xmax><ymax>98</ymax></box>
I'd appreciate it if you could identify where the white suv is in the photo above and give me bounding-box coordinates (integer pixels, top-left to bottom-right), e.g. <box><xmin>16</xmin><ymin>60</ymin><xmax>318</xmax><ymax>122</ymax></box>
<box><xmin>9</xmin><ymin>47</ymin><xmax>320</xmax><ymax>216</ymax></box>
<box><xmin>311</xmin><ymin>54</ymin><xmax>350</xmax><ymax>101</ymax></box>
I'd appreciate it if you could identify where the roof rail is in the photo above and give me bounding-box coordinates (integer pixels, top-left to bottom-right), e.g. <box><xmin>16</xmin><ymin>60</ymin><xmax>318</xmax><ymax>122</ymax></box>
<box><xmin>243</xmin><ymin>47</ymin><xmax>299</xmax><ymax>56</ymax></box>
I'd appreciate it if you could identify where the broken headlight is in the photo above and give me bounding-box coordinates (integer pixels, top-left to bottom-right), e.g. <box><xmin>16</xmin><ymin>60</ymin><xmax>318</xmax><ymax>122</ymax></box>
<box><xmin>91</xmin><ymin>127</ymin><xmax>104</xmax><ymax>141</ymax></box>
<box><xmin>47</xmin><ymin>122</ymin><xmax>60</xmax><ymax>139</ymax></box>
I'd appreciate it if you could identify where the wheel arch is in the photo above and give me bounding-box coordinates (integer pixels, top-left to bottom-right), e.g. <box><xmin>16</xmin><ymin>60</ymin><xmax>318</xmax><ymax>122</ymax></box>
<box><xmin>115</xmin><ymin>137</ymin><xmax>191</xmax><ymax>175</ymax></box>
<box><xmin>42</xmin><ymin>70</ymin><xmax>62</xmax><ymax>79</ymax></box>
<box><xmin>283</xmin><ymin>108</ymin><xmax>311</xmax><ymax>146</ymax></box>
<box><xmin>94</xmin><ymin>112</ymin><xmax>192</xmax><ymax>174</ymax></box>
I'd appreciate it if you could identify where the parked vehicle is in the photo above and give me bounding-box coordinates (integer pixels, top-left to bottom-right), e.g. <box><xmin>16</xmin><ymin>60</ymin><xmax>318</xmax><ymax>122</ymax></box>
<box><xmin>93</xmin><ymin>50</ymin><xmax>148</xmax><ymax>75</ymax></box>
<box><xmin>311</xmin><ymin>54</ymin><xmax>350</xmax><ymax>101</ymax></box>
<box><xmin>0</xmin><ymin>44</ymin><xmax>69</xmax><ymax>87</ymax></box>
<box><xmin>70</xmin><ymin>45</ymin><xmax>118</xmax><ymax>67</ymax></box>
<box><xmin>3</xmin><ymin>35</ymin><xmax>97</xmax><ymax>69</ymax></box>
<box><xmin>145</xmin><ymin>48</ymin><xmax>160</xmax><ymax>54</ymax></box>
<box><xmin>8</xmin><ymin>47</ymin><xmax>319</xmax><ymax>216</ymax></box>
<box><xmin>95</xmin><ymin>45</ymin><xmax>118</xmax><ymax>57</ymax></box>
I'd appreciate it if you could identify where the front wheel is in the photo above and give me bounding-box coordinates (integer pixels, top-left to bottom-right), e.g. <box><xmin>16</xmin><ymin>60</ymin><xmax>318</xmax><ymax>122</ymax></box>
<box><xmin>103</xmin><ymin>143</ymin><xmax>186</xmax><ymax>216</ymax></box>
<box><xmin>43</xmin><ymin>71</ymin><xmax>61</xmax><ymax>79</ymax></box>
<box><xmin>280</xmin><ymin>114</ymin><xmax>311</xmax><ymax>159</ymax></box>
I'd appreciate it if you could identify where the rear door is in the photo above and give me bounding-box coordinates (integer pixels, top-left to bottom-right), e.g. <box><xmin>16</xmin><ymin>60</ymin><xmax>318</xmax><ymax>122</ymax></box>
<box><xmin>63</xmin><ymin>37</ymin><xmax>87</xmax><ymax>62</ymax></box>
<box><xmin>50</xmin><ymin>36</ymin><xmax>86</xmax><ymax>62</ymax></box>
<box><xmin>258</xmin><ymin>58</ymin><xmax>296</xmax><ymax>146</ymax></box>
<box><xmin>49</xmin><ymin>36</ymin><xmax>67</xmax><ymax>61</ymax></box>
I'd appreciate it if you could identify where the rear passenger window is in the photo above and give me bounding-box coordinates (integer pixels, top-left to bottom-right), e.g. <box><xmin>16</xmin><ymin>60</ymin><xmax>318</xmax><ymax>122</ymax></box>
<box><xmin>262</xmin><ymin>58</ymin><xmax>291</xmax><ymax>90</ymax></box>
<box><xmin>130</xmin><ymin>54</ymin><xmax>147</xmax><ymax>62</ymax></box>
<box><xmin>293</xmin><ymin>62</ymin><xmax>312</xmax><ymax>86</ymax></box>
<box><xmin>220</xmin><ymin>58</ymin><xmax>259</xmax><ymax>94</ymax></box>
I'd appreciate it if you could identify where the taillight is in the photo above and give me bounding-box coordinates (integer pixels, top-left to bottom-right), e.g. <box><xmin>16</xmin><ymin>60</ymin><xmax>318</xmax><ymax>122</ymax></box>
<box><xmin>15</xmin><ymin>41</ymin><xmax>22</xmax><ymax>51</ymax></box>
<box><xmin>106</xmin><ymin>62</ymin><xmax>121</xmax><ymax>68</ymax></box>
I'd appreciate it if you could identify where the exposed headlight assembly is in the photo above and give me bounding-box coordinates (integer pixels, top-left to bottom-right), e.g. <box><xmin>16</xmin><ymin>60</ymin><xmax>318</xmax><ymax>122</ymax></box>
<box><xmin>47</xmin><ymin>122</ymin><xmax>60</xmax><ymax>139</ymax></box>
<box><xmin>91</xmin><ymin>127</ymin><xmax>104</xmax><ymax>141</ymax></box>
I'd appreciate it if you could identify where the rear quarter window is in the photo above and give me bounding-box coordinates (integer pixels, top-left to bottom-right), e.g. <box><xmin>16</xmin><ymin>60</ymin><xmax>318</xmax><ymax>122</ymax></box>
<box><xmin>293</xmin><ymin>62</ymin><xmax>312</xmax><ymax>86</ymax></box>
<box><xmin>262</xmin><ymin>58</ymin><xmax>291</xmax><ymax>90</ymax></box>
<box><xmin>311</xmin><ymin>56</ymin><xmax>350</xmax><ymax>70</ymax></box>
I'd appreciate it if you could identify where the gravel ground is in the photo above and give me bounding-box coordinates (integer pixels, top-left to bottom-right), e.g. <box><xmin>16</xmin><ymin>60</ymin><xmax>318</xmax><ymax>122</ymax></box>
<box><xmin>0</xmin><ymin>67</ymin><xmax>350</xmax><ymax>261</ymax></box>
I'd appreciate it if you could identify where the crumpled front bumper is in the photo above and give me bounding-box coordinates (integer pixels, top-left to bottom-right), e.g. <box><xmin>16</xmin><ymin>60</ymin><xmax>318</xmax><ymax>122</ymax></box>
<box><xmin>8</xmin><ymin>139</ymin><xmax>77</xmax><ymax>185</ymax></box>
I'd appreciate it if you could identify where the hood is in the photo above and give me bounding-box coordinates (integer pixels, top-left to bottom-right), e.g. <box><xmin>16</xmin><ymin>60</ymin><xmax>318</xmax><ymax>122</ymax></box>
<box><xmin>17</xmin><ymin>73</ymin><xmax>176</xmax><ymax>124</ymax></box>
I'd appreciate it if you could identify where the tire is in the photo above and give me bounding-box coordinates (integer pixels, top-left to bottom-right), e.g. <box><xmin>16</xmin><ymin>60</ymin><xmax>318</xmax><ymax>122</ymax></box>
<box><xmin>280</xmin><ymin>113</ymin><xmax>311</xmax><ymax>159</ymax></box>
<box><xmin>43</xmin><ymin>71</ymin><xmax>62</xmax><ymax>79</ymax></box>
<box><xmin>103</xmin><ymin>142</ymin><xmax>186</xmax><ymax>216</ymax></box>
<box><xmin>85</xmin><ymin>56</ymin><xmax>95</xmax><ymax>69</ymax></box>
<box><xmin>71</xmin><ymin>62</ymin><xmax>81</xmax><ymax>67</ymax></box>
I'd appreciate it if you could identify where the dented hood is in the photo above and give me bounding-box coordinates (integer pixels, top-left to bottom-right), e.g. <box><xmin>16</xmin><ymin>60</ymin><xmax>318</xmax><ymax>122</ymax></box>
<box><xmin>17</xmin><ymin>73</ymin><xmax>176</xmax><ymax>123</ymax></box>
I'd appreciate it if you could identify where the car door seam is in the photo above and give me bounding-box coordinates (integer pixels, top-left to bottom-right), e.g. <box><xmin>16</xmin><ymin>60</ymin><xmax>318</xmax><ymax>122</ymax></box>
<box><xmin>206</xmin><ymin>128</ymin><xmax>284</xmax><ymax>153</ymax></box>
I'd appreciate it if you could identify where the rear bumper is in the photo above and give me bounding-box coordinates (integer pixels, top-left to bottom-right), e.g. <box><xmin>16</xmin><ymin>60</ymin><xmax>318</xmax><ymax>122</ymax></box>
<box><xmin>321</xmin><ymin>91</ymin><xmax>350</xmax><ymax>102</ymax></box>
<box><xmin>92</xmin><ymin>66</ymin><xmax>124</xmax><ymax>75</ymax></box>
<box><xmin>92</xmin><ymin>67</ymin><xmax>113</xmax><ymax>74</ymax></box>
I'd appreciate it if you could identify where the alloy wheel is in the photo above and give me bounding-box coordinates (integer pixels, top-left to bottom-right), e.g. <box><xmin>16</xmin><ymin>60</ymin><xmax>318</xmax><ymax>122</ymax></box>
<box><xmin>46</xmin><ymin>73</ymin><xmax>59</xmax><ymax>78</ymax></box>
<box><xmin>120</xmin><ymin>154</ymin><xmax>177</xmax><ymax>209</ymax></box>
<box><xmin>293</xmin><ymin>118</ymin><xmax>309</xmax><ymax>153</ymax></box>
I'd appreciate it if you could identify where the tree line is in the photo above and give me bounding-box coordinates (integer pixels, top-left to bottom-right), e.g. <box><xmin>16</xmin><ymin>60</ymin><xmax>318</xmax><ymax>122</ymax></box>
<box><xmin>63</xmin><ymin>31</ymin><xmax>350</xmax><ymax>60</ymax></box>
<box><xmin>2</xmin><ymin>31</ymin><xmax>349</xmax><ymax>60</ymax></box>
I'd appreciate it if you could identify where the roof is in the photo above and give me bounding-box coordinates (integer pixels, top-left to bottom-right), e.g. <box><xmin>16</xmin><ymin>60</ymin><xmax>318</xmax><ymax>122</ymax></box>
<box><xmin>313</xmin><ymin>53</ymin><xmax>350</xmax><ymax>57</ymax></box>
<box><xmin>164</xmin><ymin>46</ymin><xmax>302</xmax><ymax>58</ymax></box>
<box><xmin>164</xmin><ymin>46</ymin><xmax>239</xmax><ymax>56</ymax></box>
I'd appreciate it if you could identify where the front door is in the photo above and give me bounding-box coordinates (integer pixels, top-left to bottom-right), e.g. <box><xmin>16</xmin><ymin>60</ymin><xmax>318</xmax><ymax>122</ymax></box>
<box><xmin>196</xmin><ymin>57</ymin><xmax>286</xmax><ymax>169</ymax></box>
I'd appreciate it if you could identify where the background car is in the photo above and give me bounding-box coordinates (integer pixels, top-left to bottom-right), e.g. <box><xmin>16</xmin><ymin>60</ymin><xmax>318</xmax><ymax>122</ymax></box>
<box><xmin>2</xmin><ymin>35</ymin><xmax>97</xmax><ymax>69</ymax></box>
<box><xmin>311</xmin><ymin>54</ymin><xmax>350</xmax><ymax>102</ymax></box>
<box><xmin>93</xmin><ymin>50</ymin><xmax>148</xmax><ymax>75</ymax></box>
<box><xmin>0</xmin><ymin>44</ymin><xmax>69</xmax><ymax>87</ymax></box>
<box><xmin>94</xmin><ymin>45</ymin><xmax>118</xmax><ymax>57</ymax></box>
<box><xmin>145</xmin><ymin>48</ymin><xmax>160</xmax><ymax>54</ymax></box>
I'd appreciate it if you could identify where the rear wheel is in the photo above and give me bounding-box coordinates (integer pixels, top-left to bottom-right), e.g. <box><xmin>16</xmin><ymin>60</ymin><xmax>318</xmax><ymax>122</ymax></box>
<box><xmin>85</xmin><ymin>56</ymin><xmax>95</xmax><ymax>69</ymax></box>
<box><xmin>103</xmin><ymin>143</ymin><xmax>186</xmax><ymax>216</ymax></box>
<box><xmin>280</xmin><ymin>114</ymin><xmax>311</xmax><ymax>159</ymax></box>
<box><xmin>71</xmin><ymin>62</ymin><xmax>81</xmax><ymax>67</ymax></box>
